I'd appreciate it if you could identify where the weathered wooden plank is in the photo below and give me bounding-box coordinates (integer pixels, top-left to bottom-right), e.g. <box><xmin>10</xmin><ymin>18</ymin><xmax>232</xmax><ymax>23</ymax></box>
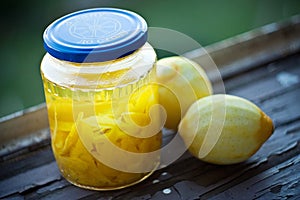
<box><xmin>229</xmin><ymin>65</ymin><xmax>300</xmax><ymax>104</ymax></box>
<box><xmin>225</xmin><ymin>53</ymin><xmax>300</xmax><ymax>95</ymax></box>
<box><xmin>259</xmin><ymin>86</ymin><xmax>300</xmax><ymax>126</ymax></box>
<box><xmin>2</xmin><ymin>194</ymin><xmax>24</xmax><ymax>200</ymax></box>
<box><xmin>0</xmin><ymin>162</ymin><xmax>60</xmax><ymax>199</ymax></box>
<box><xmin>0</xmin><ymin>145</ymin><xmax>53</xmax><ymax>180</ymax></box>
<box><xmin>209</xmin><ymin>154</ymin><xmax>300</xmax><ymax>200</ymax></box>
<box><xmin>197</xmin><ymin>123</ymin><xmax>300</xmax><ymax>199</ymax></box>
<box><xmin>0</xmin><ymin>104</ymin><xmax>48</xmax><ymax>154</ymax></box>
<box><xmin>37</xmin><ymin>185</ymin><xmax>95</xmax><ymax>200</ymax></box>
<box><xmin>185</xmin><ymin>15</ymin><xmax>300</xmax><ymax>81</ymax></box>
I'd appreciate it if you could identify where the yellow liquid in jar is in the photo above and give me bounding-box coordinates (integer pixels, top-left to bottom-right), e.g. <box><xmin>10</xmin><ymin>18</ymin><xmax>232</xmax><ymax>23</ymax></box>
<box><xmin>43</xmin><ymin>69</ymin><xmax>162</xmax><ymax>190</ymax></box>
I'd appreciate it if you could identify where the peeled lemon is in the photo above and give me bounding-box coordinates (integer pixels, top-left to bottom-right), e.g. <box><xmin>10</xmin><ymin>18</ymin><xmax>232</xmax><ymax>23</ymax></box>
<box><xmin>178</xmin><ymin>94</ymin><xmax>274</xmax><ymax>165</ymax></box>
<box><xmin>156</xmin><ymin>56</ymin><xmax>212</xmax><ymax>130</ymax></box>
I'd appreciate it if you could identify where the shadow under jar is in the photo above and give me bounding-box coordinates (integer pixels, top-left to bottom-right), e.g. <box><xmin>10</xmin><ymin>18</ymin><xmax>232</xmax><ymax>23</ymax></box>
<box><xmin>40</xmin><ymin>8</ymin><xmax>162</xmax><ymax>190</ymax></box>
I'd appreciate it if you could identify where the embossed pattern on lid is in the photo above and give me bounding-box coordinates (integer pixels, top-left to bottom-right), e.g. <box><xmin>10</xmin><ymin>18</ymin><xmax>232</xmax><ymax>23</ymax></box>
<box><xmin>43</xmin><ymin>8</ymin><xmax>147</xmax><ymax>62</ymax></box>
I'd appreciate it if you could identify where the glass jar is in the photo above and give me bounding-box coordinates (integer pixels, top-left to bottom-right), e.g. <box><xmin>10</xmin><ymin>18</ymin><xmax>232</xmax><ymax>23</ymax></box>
<box><xmin>40</xmin><ymin>8</ymin><xmax>162</xmax><ymax>190</ymax></box>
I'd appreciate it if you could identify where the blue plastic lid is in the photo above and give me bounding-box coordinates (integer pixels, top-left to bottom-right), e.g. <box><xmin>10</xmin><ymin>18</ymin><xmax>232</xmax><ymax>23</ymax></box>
<box><xmin>43</xmin><ymin>8</ymin><xmax>148</xmax><ymax>62</ymax></box>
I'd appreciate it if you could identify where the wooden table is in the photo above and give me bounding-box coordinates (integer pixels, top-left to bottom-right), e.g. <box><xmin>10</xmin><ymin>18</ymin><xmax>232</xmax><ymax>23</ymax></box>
<box><xmin>1</xmin><ymin>15</ymin><xmax>300</xmax><ymax>200</ymax></box>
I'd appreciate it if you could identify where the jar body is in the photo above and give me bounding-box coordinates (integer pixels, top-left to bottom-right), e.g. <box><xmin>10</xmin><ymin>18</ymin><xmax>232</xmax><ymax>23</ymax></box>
<box><xmin>41</xmin><ymin>43</ymin><xmax>162</xmax><ymax>190</ymax></box>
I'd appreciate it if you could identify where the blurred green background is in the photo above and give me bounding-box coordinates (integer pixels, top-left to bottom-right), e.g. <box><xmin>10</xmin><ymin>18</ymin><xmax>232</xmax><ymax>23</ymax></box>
<box><xmin>1</xmin><ymin>0</ymin><xmax>300</xmax><ymax>117</ymax></box>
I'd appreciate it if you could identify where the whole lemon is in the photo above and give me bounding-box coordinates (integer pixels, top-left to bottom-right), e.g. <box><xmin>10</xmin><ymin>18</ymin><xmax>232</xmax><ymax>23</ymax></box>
<box><xmin>178</xmin><ymin>94</ymin><xmax>274</xmax><ymax>165</ymax></box>
<box><xmin>156</xmin><ymin>56</ymin><xmax>212</xmax><ymax>130</ymax></box>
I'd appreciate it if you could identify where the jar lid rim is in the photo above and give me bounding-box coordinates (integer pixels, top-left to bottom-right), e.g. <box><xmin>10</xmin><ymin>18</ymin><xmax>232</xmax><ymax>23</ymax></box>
<box><xmin>43</xmin><ymin>8</ymin><xmax>147</xmax><ymax>63</ymax></box>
